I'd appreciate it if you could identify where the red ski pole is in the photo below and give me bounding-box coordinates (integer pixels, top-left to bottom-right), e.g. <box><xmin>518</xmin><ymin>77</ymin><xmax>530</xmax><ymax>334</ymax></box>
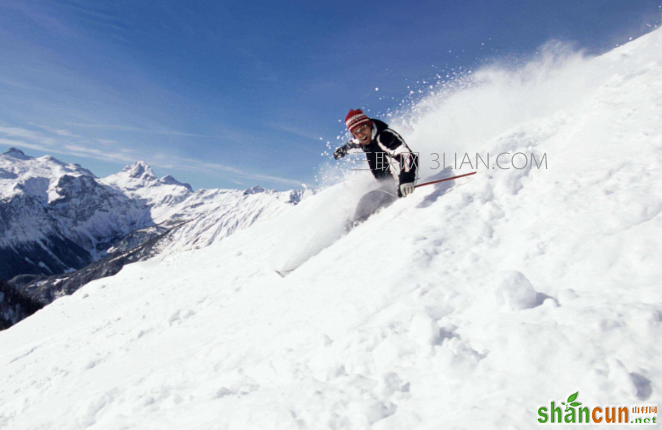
<box><xmin>415</xmin><ymin>171</ymin><xmax>476</xmax><ymax>188</ymax></box>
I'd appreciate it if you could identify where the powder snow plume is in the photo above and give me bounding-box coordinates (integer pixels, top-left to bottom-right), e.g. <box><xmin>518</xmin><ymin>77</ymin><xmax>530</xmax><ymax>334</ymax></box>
<box><xmin>2</xmin><ymin>28</ymin><xmax>662</xmax><ymax>429</ymax></box>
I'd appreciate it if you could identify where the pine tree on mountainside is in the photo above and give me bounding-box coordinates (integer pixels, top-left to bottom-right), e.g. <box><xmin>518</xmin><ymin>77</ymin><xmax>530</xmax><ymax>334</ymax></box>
<box><xmin>0</xmin><ymin>279</ymin><xmax>44</xmax><ymax>330</ymax></box>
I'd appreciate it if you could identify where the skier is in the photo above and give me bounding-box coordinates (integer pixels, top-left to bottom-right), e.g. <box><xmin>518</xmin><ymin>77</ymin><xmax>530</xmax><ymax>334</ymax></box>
<box><xmin>333</xmin><ymin>109</ymin><xmax>418</xmax><ymax>222</ymax></box>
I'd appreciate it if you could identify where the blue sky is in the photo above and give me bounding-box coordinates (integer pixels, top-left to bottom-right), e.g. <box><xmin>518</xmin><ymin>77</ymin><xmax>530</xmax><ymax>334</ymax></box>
<box><xmin>1</xmin><ymin>0</ymin><xmax>660</xmax><ymax>190</ymax></box>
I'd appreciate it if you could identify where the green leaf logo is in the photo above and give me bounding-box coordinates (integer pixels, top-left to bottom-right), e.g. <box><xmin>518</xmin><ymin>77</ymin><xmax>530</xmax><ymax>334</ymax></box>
<box><xmin>561</xmin><ymin>392</ymin><xmax>580</xmax><ymax>411</ymax></box>
<box><xmin>567</xmin><ymin>392</ymin><xmax>579</xmax><ymax>403</ymax></box>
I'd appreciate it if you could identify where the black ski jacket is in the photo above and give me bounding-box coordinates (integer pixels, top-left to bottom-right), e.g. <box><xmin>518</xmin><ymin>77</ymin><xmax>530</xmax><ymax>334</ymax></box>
<box><xmin>337</xmin><ymin>119</ymin><xmax>418</xmax><ymax>186</ymax></box>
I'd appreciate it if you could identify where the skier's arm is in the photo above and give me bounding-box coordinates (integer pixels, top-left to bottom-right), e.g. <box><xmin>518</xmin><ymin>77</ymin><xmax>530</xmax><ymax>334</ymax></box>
<box><xmin>398</xmin><ymin>152</ymin><xmax>418</xmax><ymax>185</ymax></box>
<box><xmin>333</xmin><ymin>141</ymin><xmax>361</xmax><ymax>159</ymax></box>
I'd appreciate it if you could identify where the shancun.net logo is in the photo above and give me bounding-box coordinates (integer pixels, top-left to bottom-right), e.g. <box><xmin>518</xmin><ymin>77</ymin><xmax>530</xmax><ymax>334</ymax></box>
<box><xmin>538</xmin><ymin>391</ymin><xmax>657</xmax><ymax>425</ymax></box>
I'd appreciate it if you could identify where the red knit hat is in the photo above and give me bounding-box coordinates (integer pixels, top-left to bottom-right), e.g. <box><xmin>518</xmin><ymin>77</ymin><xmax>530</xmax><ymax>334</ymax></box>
<box><xmin>345</xmin><ymin>109</ymin><xmax>372</xmax><ymax>133</ymax></box>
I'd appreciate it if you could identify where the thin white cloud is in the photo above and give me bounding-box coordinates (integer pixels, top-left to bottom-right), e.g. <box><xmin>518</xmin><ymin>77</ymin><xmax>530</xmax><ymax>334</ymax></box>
<box><xmin>0</xmin><ymin>134</ymin><xmax>301</xmax><ymax>186</ymax></box>
<box><xmin>67</xmin><ymin>122</ymin><xmax>231</xmax><ymax>139</ymax></box>
<box><xmin>0</xmin><ymin>0</ymin><xmax>71</xmax><ymax>37</ymax></box>
<box><xmin>63</xmin><ymin>144</ymin><xmax>137</xmax><ymax>163</ymax></box>
<box><xmin>146</xmin><ymin>154</ymin><xmax>303</xmax><ymax>187</ymax></box>
<box><xmin>0</xmin><ymin>138</ymin><xmax>50</xmax><ymax>152</ymax></box>
<box><xmin>0</xmin><ymin>126</ymin><xmax>58</xmax><ymax>145</ymax></box>
<box><xmin>0</xmin><ymin>139</ymin><xmax>135</xmax><ymax>164</ymax></box>
<box><xmin>1</xmin><ymin>126</ymin><xmax>302</xmax><ymax>188</ymax></box>
<box><xmin>66</xmin><ymin>122</ymin><xmax>143</xmax><ymax>132</ymax></box>
<box><xmin>267</xmin><ymin>122</ymin><xmax>324</xmax><ymax>141</ymax></box>
<box><xmin>32</xmin><ymin>124</ymin><xmax>80</xmax><ymax>138</ymax></box>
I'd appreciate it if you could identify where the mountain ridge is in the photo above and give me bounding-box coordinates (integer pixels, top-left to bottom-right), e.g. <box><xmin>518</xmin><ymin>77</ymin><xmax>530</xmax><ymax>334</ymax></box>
<box><xmin>1</xmin><ymin>150</ymin><xmax>310</xmax><ymax>328</ymax></box>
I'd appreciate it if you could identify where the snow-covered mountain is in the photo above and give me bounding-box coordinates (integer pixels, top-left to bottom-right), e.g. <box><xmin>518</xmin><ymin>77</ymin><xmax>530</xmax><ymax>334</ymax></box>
<box><xmin>1</xmin><ymin>149</ymin><xmax>306</xmax><ymax>280</ymax></box>
<box><xmin>1</xmin><ymin>150</ymin><xmax>309</xmax><ymax>328</ymax></box>
<box><xmin>99</xmin><ymin>160</ymin><xmax>193</xmax><ymax>222</ymax></box>
<box><xmin>136</xmin><ymin>186</ymin><xmax>306</xmax><ymax>255</ymax></box>
<box><xmin>1</xmin><ymin>28</ymin><xmax>661</xmax><ymax>429</ymax></box>
<box><xmin>97</xmin><ymin>161</ymin><xmax>308</xmax><ymax>257</ymax></box>
<box><xmin>0</xmin><ymin>148</ymin><xmax>152</xmax><ymax>280</ymax></box>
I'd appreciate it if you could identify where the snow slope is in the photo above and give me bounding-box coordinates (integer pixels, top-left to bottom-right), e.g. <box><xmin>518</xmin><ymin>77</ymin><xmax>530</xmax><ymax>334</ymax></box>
<box><xmin>140</xmin><ymin>187</ymin><xmax>308</xmax><ymax>256</ymax></box>
<box><xmin>1</xmin><ymin>28</ymin><xmax>662</xmax><ymax>429</ymax></box>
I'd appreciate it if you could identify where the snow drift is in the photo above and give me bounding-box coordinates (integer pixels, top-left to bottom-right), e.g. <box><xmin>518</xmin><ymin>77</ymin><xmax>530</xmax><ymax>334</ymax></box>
<box><xmin>1</xmin><ymin>28</ymin><xmax>662</xmax><ymax>429</ymax></box>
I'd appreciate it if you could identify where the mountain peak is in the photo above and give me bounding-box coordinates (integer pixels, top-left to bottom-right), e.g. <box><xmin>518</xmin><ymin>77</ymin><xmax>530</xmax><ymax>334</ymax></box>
<box><xmin>160</xmin><ymin>175</ymin><xmax>193</xmax><ymax>192</ymax></box>
<box><xmin>2</xmin><ymin>147</ymin><xmax>33</xmax><ymax>160</ymax></box>
<box><xmin>121</xmin><ymin>161</ymin><xmax>156</xmax><ymax>180</ymax></box>
<box><xmin>105</xmin><ymin>161</ymin><xmax>193</xmax><ymax>194</ymax></box>
<box><xmin>243</xmin><ymin>185</ymin><xmax>266</xmax><ymax>195</ymax></box>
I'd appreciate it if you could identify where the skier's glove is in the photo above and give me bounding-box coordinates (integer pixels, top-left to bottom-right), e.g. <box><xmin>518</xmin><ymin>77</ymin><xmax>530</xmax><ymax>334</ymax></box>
<box><xmin>399</xmin><ymin>182</ymin><xmax>415</xmax><ymax>197</ymax></box>
<box><xmin>333</xmin><ymin>146</ymin><xmax>347</xmax><ymax>159</ymax></box>
<box><xmin>333</xmin><ymin>142</ymin><xmax>360</xmax><ymax>160</ymax></box>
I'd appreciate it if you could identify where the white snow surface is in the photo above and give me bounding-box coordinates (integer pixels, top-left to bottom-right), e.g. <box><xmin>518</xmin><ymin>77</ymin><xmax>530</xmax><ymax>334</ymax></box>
<box><xmin>2</xmin><ymin>29</ymin><xmax>662</xmax><ymax>429</ymax></box>
<box><xmin>148</xmin><ymin>187</ymin><xmax>310</xmax><ymax>255</ymax></box>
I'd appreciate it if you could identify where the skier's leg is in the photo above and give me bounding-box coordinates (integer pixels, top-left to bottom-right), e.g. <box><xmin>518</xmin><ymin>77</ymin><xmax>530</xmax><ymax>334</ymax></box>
<box><xmin>353</xmin><ymin>182</ymin><xmax>398</xmax><ymax>223</ymax></box>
